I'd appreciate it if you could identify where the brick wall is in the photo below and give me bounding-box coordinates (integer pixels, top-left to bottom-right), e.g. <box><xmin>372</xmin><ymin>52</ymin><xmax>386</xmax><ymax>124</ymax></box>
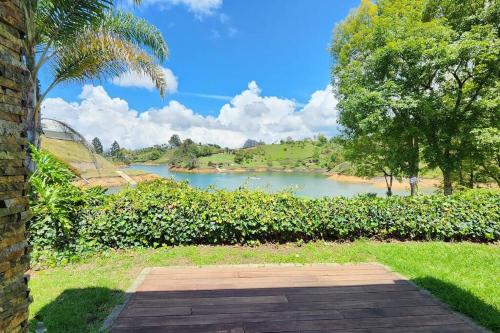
<box><xmin>0</xmin><ymin>1</ymin><xmax>31</xmax><ymax>332</ymax></box>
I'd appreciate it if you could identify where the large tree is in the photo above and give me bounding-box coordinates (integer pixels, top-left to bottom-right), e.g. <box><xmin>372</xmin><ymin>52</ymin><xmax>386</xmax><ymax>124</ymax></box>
<box><xmin>22</xmin><ymin>0</ymin><xmax>168</xmax><ymax>169</ymax></box>
<box><xmin>331</xmin><ymin>0</ymin><xmax>499</xmax><ymax>194</ymax></box>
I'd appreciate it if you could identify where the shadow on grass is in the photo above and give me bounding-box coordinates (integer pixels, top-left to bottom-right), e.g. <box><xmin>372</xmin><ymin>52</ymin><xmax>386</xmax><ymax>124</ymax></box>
<box><xmin>411</xmin><ymin>277</ymin><xmax>499</xmax><ymax>332</ymax></box>
<box><xmin>30</xmin><ymin>287</ymin><xmax>125</xmax><ymax>333</ymax></box>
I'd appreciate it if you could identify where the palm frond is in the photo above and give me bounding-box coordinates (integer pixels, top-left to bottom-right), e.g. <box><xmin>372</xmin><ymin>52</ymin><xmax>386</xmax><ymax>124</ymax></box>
<box><xmin>100</xmin><ymin>10</ymin><xmax>169</xmax><ymax>61</ymax></box>
<box><xmin>35</xmin><ymin>0</ymin><xmax>113</xmax><ymax>45</ymax></box>
<box><xmin>49</xmin><ymin>30</ymin><xmax>167</xmax><ymax>95</ymax></box>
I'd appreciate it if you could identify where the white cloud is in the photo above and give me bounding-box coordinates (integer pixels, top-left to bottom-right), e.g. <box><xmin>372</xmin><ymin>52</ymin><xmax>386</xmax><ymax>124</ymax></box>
<box><xmin>42</xmin><ymin>82</ymin><xmax>338</xmax><ymax>149</ymax></box>
<box><xmin>111</xmin><ymin>67</ymin><xmax>178</xmax><ymax>93</ymax></box>
<box><xmin>139</xmin><ymin>0</ymin><xmax>222</xmax><ymax>18</ymax></box>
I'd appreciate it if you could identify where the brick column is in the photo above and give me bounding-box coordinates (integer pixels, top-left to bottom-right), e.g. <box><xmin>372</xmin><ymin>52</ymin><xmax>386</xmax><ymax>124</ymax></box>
<box><xmin>0</xmin><ymin>1</ymin><xmax>32</xmax><ymax>332</ymax></box>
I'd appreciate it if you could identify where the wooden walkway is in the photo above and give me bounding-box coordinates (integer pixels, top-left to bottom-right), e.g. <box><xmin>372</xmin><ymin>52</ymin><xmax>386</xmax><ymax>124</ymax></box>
<box><xmin>111</xmin><ymin>264</ymin><xmax>481</xmax><ymax>333</ymax></box>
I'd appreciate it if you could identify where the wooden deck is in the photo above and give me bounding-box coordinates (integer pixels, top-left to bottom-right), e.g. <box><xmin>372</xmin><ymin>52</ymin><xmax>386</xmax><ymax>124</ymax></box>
<box><xmin>111</xmin><ymin>264</ymin><xmax>481</xmax><ymax>333</ymax></box>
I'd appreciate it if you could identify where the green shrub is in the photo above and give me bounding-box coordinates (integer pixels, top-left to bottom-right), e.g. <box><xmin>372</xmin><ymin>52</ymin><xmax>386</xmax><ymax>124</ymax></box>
<box><xmin>29</xmin><ymin>178</ymin><xmax>500</xmax><ymax>264</ymax></box>
<box><xmin>28</xmin><ymin>147</ymin><xmax>106</xmax><ymax>262</ymax></box>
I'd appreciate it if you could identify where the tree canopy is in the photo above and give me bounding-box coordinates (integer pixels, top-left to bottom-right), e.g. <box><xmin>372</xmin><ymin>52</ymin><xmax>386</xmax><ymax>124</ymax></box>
<box><xmin>331</xmin><ymin>0</ymin><xmax>499</xmax><ymax>194</ymax></box>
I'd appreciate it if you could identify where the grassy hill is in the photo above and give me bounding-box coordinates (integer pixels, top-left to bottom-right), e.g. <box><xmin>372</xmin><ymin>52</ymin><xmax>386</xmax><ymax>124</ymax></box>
<box><xmin>41</xmin><ymin>137</ymin><xmax>115</xmax><ymax>176</ymax></box>
<box><xmin>196</xmin><ymin>140</ymin><xmax>349</xmax><ymax>172</ymax></box>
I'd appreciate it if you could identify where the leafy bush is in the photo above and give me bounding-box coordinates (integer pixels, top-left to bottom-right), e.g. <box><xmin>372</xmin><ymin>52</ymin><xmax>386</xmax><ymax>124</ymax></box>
<box><xmin>28</xmin><ymin>147</ymin><xmax>106</xmax><ymax>263</ymax></box>
<box><xmin>29</xmin><ymin>177</ymin><xmax>500</xmax><ymax>264</ymax></box>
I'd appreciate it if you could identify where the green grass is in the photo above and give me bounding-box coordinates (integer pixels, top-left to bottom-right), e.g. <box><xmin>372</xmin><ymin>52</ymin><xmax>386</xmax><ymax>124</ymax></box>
<box><xmin>198</xmin><ymin>141</ymin><xmax>327</xmax><ymax>170</ymax></box>
<box><xmin>41</xmin><ymin>137</ymin><xmax>118</xmax><ymax>177</ymax></box>
<box><xmin>29</xmin><ymin>241</ymin><xmax>499</xmax><ymax>333</ymax></box>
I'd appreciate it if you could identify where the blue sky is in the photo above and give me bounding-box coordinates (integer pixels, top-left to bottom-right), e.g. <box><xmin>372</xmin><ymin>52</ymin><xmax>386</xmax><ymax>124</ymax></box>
<box><xmin>42</xmin><ymin>0</ymin><xmax>360</xmax><ymax>148</ymax></box>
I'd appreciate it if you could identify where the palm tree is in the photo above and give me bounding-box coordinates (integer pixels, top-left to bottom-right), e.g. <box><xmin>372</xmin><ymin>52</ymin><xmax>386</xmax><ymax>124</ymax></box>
<box><xmin>22</xmin><ymin>0</ymin><xmax>168</xmax><ymax>168</ymax></box>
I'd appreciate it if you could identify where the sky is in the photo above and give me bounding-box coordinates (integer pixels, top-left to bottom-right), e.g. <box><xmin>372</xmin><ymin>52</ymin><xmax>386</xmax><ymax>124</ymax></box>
<box><xmin>41</xmin><ymin>0</ymin><xmax>360</xmax><ymax>149</ymax></box>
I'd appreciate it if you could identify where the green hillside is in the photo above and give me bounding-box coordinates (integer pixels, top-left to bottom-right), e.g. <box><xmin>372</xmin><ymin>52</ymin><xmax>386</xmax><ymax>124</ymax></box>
<box><xmin>41</xmin><ymin>137</ymin><xmax>121</xmax><ymax>178</ymax></box>
<box><xmin>197</xmin><ymin>140</ymin><xmax>349</xmax><ymax>172</ymax></box>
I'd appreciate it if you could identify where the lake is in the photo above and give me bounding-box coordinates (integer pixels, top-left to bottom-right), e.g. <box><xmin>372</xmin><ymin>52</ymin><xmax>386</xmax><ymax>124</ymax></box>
<box><xmin>124</xmin><ymin>164</ymin><xmax>426</xmax><ymax>198</ymax></box>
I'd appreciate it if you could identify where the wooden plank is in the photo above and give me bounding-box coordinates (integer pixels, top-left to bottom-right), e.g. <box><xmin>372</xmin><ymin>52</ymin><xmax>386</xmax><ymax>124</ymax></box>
<box><xmin>113</xmin><ymin>309</ymin><xmax>343</xmax><ymax>328</ymax></box>
<box><xmin>111</xmin><ymin>324</ymin><xmax>245</xmax><ymax>333</ymax></box>
<box><xmin>145</xmin><ymin>271</ymin><xmax>239</xmax><ymax>279</ymax></box>
<box><xmin>243</xmin><ymin>315</ymin><xmax>467</xmax><ymax>333</ymax></box>
<box><xmin>130</xmin><ymin>295</ymin><xmax>288</xmax><ymax>307</ymax></box>
<box><xmin>301</xmin><ymin>324</ymin><xmax>477</xmax><ymax>332</ymax></box>
<box><xmin>190</xmin><ymin>297</ymin><xmax>437</xmax><ymax>315</ymax></box>
<box><xmin>148</xmin><ymin>264</ymin><xmax>387</xmax><ymax>274</ymax></box>
<box><xmin>120</xmin><ymin>306</ymin><xmax>192</xmax><ymax>317</ymax></box>
<box><xmin>286</xmin><ymin>291</ymin><xmax>424</xmax><ymax>303</ymax></box>
<box><xmin>136</xmin><ymin>279</ymin><xmax>399</xmax><ymax>292</ymax></box>
<box><xmin>131</xmin><ymin>284</ymin><xmax>417</xmax><ymax>300</ymax></box>
<box><xmin>338</xmin><ymin>305</ymin><xmax>450</xmax><ymax>319</ymax></box>
<box><xmin>237</xmin><ymin>269</ymin><xmax>389</xmax><ymax>278</ymax></box>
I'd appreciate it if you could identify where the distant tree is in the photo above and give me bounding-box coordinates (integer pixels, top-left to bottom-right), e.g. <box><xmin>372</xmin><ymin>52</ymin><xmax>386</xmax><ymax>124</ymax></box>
<box><xmin>286</xmin><ymin>136</ymin><xmax>294</xmax><ymax>143</ymax></box>
<box><xmin>149</xmin><ymin>151</ymin><xmax>161</xmax><ymax>160</ymax></box>
<box><xmin>234</xmin><ymin>153</ymin><xmax>244</xmax><ymax>164</ymax></box>
<box><xmin>312</xmin><ymin>148</ymin><xmax>320</xmax><ymax>163</ymax></box>
<box><xmin>183</xmin><ymin>138</ymin><xmax>195</xmax><ymax>146</ymax></box>
<box><xmin>317</xmin><ymin>134</ymin><xmax>327</xmax><ymax>145</ymax></box>
<box><xmin>109</xmin><ymin>141</ymin><xmax>121</xmax><ymax>157</ymax></box>
<box><xmin>169</xmin><ymin>134</ymin><xmax>182</xmax><ymax>147</ymax></box>
<box><xmin>92</xmin><ymin>137</ymin><xmax>103</xmax><ymax>154</ymax></box>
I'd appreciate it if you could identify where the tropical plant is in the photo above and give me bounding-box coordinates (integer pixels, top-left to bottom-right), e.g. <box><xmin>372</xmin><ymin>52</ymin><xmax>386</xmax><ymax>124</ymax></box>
<box><xmin>22</xmin><ymin>0</ymin><xmax>169</xmax><ymax>168</ymax></box>
<box><xmin>28</xmin><ymin>146</ymin><xmax>105</xmax><ymax>255</ymax></box>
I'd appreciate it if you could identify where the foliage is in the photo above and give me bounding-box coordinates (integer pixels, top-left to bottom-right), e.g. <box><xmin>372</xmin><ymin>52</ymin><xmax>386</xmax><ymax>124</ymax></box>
<box><xmin>109</xmin><ymin>140</ymin><xmax>121</xmax><ymax>156</ymax></box>
<box><xmin>91</xmin><ymin>137</ymin><xmax>103</xmax><ymax>154</ymax></box>
<box><xmin>168</xmin><ymin>139</ymin><xmax>221</xmax><ymax>169</ymax></box>
<box><xmin>331</xmin><ymin>0</ymin><xmax>500</xmax><ymax>195</ymax></box>
<box><xmin>28</xmin><ymin>147</ymin><xmax>106</xmax><ymax>261</ymax></box>
<box><xmin>470</xmin><ymin>128</ymin><xmax>500</xmax><ymax>187</ymax></box>
<box><xmin>28</xmin><ymin>178</ymin><xmax>499</xmax><ymax>263</ymax></box>
<box><xmin>23</xmin><ymin>0</ymin><xmax>168</xmax><ymax>151</ymax></box>
<box><xmin>195</xmin><ymin>138</ymin><xmax>350</xmax><ymax>172</ymax></box>
<box><xmin>168</xmin><ymin>134</ymin><xmax>182</xmax><ymax>147</ymax></box>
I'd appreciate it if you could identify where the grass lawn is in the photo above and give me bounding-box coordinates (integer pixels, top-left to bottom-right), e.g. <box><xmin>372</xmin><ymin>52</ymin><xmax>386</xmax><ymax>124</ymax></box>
<box><xmin>29</xmin><ymin>241</ymin><xmax>499</xmax><ymax>333</ymax></box>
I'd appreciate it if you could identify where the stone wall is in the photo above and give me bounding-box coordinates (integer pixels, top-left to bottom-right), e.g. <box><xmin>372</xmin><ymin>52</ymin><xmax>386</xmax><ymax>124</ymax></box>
<box><xmin>0</xmin><ymin>1</ymin><xmax>31</xmax><ymax>332</ymax></box>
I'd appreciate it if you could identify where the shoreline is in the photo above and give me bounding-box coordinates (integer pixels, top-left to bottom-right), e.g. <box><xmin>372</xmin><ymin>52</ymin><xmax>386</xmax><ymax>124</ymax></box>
<box><xmin>74</xmin><ymin>173</ymin><xmax>159</xmax><ymax>188</ymax></box>
<box><xmin>328</xmin><ymin>174</ymin><xmax>441</xmax><ymax>190</ymax></box>
<box><xmin>148</xmin><ymin>165</ymin><xmax>443</xmax><ymax>190</ymax></box>
<box><xmin>168</xmin><ymin>166</ymin><xmax>327</xmax><ymax>174</ymax></box>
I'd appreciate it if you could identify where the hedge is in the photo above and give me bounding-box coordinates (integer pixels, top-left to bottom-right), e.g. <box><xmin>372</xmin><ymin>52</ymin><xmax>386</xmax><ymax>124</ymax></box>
<box><xmin>29</xmin><ymin>179</ymin><xmax>499</xmax><ymax>261</ymax></box>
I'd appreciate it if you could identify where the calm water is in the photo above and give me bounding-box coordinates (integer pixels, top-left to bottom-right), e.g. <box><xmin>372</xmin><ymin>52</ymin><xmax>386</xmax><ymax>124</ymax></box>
<box><xmin>124</xmin><ymin>164</ymin><xmax>420</xmax><ymax>198</ymax></box>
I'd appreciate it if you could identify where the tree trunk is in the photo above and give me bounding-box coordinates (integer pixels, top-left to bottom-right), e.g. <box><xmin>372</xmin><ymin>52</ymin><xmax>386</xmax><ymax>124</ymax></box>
<box><xmin>408</xmin><ymin>136</ymin><xmax>420</xmax><ymax>196</ymax></box>
<box><xmin>25</xmin><ymin>81</ymin><xmax>39</xmax><ymax>173</ymax></box>
<box><xmin>443</xmin><ymin>168</ymin><xmax>453</xmax><ymax>195</ymax></box>
<box><xmin>409</xmin><ymin>176</ymin><xmax>418</xmax><ymax>196</ymax></box>
<box><xmin>383</xmin><ymin>172</ymin><xmax>393</xmax><ymax>197</ymax></box>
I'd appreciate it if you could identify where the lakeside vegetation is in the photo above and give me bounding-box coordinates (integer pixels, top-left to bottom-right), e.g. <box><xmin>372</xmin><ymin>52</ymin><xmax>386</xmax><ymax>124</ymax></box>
<box><xmin>28</xmin><ymin>150</ymin><xmax>499</xmax><ymax>265</ymax></box>
<box><xmin>19</xmin><ymin>0</ymin><xmax>499</xmax><ymax>332</ymax></box>
<box><xmin>29</xmin><ymin>242</ymin><xmax>500</xmax><ymax>333</ymax></box>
